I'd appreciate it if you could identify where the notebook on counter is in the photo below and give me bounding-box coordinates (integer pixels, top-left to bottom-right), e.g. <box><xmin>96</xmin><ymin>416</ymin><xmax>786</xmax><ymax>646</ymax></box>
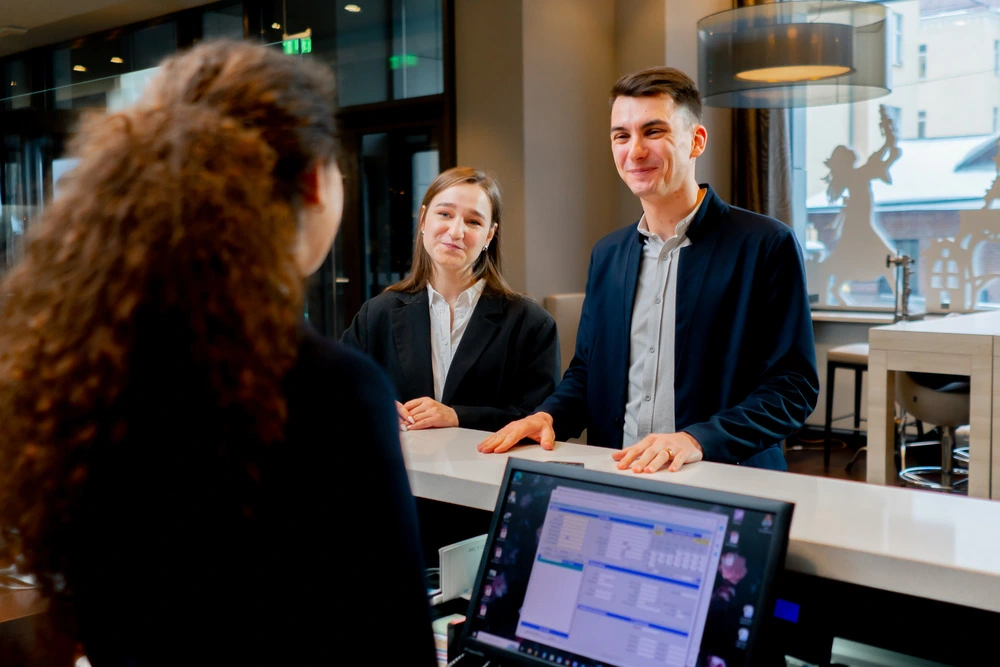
<box><xmin>452</xmin><ymin>458</ymin><xmax>794</xmax><ymax>667</ymax></box>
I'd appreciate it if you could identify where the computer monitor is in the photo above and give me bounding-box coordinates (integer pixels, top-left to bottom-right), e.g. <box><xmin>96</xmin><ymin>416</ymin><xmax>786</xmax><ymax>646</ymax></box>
<box><xmin>459</xmin><ymin>459</ymin><xmax>794</xmax><ymax>667</ymax></box>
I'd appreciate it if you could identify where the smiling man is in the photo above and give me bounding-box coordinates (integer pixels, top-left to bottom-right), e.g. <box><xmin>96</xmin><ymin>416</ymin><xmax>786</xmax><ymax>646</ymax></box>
<box><xmin>478</xmin><ymin>67</ymin><xmax>819</xmax><ymax>473</ymax></box>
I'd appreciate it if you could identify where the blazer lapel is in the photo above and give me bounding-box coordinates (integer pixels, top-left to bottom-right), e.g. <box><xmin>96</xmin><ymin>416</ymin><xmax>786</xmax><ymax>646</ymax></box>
<box><xmin>675</xmin><ymin>186</ymin><xmax>726</xmax><ymax>364</ymax></box>
<box><xmin>441</xmin><ymin>295</ymin><xmax>503</xmax><ymax>405</ymax></box>
<box><xmin>622</xmin><ymin>226</ymin><xmax>643</xmax><ymax>351</ymax></box>
<box><xmin>390</xmin><ymin>291</ymin><xmax>435</xmax><ymax>400</ymax></box>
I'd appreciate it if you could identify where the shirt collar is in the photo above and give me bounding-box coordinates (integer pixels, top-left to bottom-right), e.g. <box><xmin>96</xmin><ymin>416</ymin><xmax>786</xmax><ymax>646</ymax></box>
<box><xmin>636</xmin><ymin>187</ymin><xmax>707</xmax><ymax>242</ymax></box>
<box><xmin>427</xmin><ymin>279</ymin><xmax>486</xmax><ymax>308</ymax></box>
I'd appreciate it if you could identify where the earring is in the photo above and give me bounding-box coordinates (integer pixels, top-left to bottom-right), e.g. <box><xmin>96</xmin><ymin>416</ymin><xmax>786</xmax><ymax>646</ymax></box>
<box><xmin>482</xmin><ymin>244</ymin><xmax>488</xmax><ymax>253</ymax></box>
<box><xmin>420</xmin><ymin>230</ymin><xmax>425</xmax><ymax>237</ymax></box>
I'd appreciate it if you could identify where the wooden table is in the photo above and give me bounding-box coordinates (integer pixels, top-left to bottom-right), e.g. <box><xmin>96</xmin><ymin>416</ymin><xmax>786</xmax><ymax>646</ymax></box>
<box><xmin>867</xmin><ymin>311</ymin><xmax>1000</xmax><ymax>498</ymax></box>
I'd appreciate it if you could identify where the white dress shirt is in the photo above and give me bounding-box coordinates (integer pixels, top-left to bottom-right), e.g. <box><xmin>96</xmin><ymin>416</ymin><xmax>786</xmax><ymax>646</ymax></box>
<box><xmin>622</xmin><ymin>190</ymin><xmax>706</xmax><ymax>447</ymax></box>
<box><xmin>427</xmin><ymin>279</ymin><xmax>486</xmax><ymax>402</ymax></box>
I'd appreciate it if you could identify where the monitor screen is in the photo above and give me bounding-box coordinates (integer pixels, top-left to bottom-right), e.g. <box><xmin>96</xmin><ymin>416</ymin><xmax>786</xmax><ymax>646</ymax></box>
<box><xmin>460</xmin><ymin>460</ymin><xmax>793</xmax><ymax>667</ymax></box>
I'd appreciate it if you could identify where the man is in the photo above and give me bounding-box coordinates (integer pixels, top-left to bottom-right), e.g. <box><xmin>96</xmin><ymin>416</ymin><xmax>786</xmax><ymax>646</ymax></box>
<box><xmin>477</xmin><ymin>66</ymin><xmax>818</xmax><ymax>473</ymax></box>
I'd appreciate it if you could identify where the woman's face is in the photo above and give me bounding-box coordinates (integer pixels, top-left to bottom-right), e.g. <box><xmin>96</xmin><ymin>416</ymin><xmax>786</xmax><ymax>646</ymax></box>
<box><xmin>296</xmin><ymin>160</ymin><xmax>344</xmax><ymax>276</ymax></box>
<box><xmin>420</xmin><ymin>183</ymin><xmax>496</xmax><ymax>278</ymax></box>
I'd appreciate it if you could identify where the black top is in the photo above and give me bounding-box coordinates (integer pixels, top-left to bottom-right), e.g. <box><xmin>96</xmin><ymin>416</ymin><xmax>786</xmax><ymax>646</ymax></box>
<box><xmin>342</xmin><ymin>289</ymin><xmax>560</xmax><ymax>432</ymax></box>
<box><xmin>73</xmin><ymin>328</ymin><xmax>437</xmax><ymax>666</ymax></box>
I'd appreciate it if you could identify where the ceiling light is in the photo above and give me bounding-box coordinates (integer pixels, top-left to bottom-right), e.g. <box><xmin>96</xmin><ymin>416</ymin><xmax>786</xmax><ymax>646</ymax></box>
<box><xmin>698</xmin><ymin>0</ymin><xmax>890</xmax><ymax>108</ymax></box>
<box><xmin>271</xmin><ymin>22</ymin><xmax>281</xmax><ymax>29</ymax></box>
<box><xmin>9</xmin><ymin>81</ymin><xmax>15</xmax><ymax>86</ymax></box>
<box><xmin>345</xmin><ymin>4</ymin><xmax>361</xmax><ymax>13</ymax></box>
<box><xmin>73</xmin><ymin>65</ymin><xmax>86</xmax><ymax>72</ymax></box>
<box><xmin>110</xmin><ymin>57</ymin><xmax>123</xmax><ymax>64</ymax></box>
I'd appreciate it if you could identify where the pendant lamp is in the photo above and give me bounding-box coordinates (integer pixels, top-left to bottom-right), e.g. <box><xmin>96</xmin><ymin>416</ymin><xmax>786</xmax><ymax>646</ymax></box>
<box><xmin>698</xmin><ymin>0</ymin><xmax>891</xmax><ymax>108</ymax></box>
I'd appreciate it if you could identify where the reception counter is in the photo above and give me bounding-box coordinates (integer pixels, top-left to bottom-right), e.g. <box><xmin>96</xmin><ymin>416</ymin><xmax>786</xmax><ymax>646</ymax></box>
<box><xmin>404</xmin><ymin>428</ymin><xmax>1000</xmax><ymax>663</ymax></box>
<box><xmin>404</xmin><ymin>428</ymin><xmax>1000</xmax><ymax>662</ymax></box>
<box><xmin>402</xmin><ymin>427</ymin><xmax>1000</xmax><ymax>615</ymax></box>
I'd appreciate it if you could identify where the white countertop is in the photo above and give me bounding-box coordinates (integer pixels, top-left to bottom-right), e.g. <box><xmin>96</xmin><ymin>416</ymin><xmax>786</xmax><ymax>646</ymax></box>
<box><xmin>402</xmin><ymin>427</ymin><xmax>1000</xmax><ymax>614</ymax></box>
<box><xmin>811</xmin><ymin>310</ymin><xmax>898</xmax><ymax>325</ymax></box>
<box><xmin>870</xmin><ymin>309</ymin><xmax>1000</xmax><ymax>336</ymax></box>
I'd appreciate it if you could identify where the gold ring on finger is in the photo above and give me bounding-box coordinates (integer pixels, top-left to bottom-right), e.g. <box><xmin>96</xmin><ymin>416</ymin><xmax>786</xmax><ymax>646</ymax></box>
<box><xmin>666</xmin><ymin>448</ymin><xmax>673</xmax><ymax>458</ymax></box>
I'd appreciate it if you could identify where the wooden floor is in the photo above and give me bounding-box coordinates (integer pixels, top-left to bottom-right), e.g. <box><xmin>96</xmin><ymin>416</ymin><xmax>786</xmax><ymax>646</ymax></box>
<box><xmin>784</xmin><ymin>428</ymin><xmax>961</xmax><ymax>493</ymax></box>
<box><xmin>784</xmin><ymin>428</ymin><xmax>869</xmax><ymax>482</ymax></box>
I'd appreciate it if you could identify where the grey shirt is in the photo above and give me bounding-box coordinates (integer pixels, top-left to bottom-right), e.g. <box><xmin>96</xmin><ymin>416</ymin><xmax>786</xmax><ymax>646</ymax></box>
<box><xmin>622</xmin><ymin>192</ymin><xmax>706</xmax><ymax>447</ymax></box>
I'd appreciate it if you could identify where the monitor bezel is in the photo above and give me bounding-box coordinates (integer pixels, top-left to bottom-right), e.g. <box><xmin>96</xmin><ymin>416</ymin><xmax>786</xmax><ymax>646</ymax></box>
<box><xmin>459</xmin><ymin>458</ymin><xmax>795</xmax><ymax>667</ymax></box>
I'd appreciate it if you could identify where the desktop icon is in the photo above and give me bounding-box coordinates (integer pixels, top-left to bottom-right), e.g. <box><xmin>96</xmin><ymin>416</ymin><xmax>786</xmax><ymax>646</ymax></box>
<box><xmin>743</xmin><ymin>604</ymin><xmax>754</xmax><ymax>619</ymax></box>
<box><xmin>729</xmin><ymin>531</ymin><xmax>740</xmax><ymax>545</ymax></box>
<box><xmin>762</xmin><ymin>513</ymin><xmax>773</xmax><ymax>529</ymax></box>
<box><xmin>733</xmin><ymin>509</ymin><xmax>745</xmax><ymax>523</ymax></box>
<box><xmin>737</xmin><ymin>627</ymin><xmax>749</xmax><ymax>643</ymax></box>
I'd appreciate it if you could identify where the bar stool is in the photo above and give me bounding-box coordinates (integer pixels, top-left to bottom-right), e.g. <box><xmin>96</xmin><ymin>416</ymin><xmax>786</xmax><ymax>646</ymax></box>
<box><xmin>824</xmin><ymin>343</ymin><xmax>869</xmax><ymax>468</ymax></box>
<box><xmin>954</xmin><ymin>425</ymin><xmax>970</xmax><ymax>464</ymax></box>
<box><xmin>896</xmin><ymin>371</ymin><xmax>970</xmax><ymax>492</ymax></box>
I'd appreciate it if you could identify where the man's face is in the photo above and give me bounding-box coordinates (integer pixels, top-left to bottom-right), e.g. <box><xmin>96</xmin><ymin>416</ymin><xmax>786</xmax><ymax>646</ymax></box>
<box><xmin>610</xmin><ymin>94</ymin><xmax>706</xmax><ymax>202</ymax></box>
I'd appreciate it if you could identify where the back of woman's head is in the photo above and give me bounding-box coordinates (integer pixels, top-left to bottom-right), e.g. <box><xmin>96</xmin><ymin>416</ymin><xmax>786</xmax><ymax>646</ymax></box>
<box><xmin>0</xmin><ymin>40</ymin><xmax>339</xmax><ymax>602</ymax></box>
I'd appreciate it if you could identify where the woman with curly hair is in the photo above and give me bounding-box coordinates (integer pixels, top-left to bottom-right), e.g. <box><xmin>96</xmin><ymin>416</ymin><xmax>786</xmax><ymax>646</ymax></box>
<box><xmin>0</xmin><ymin>40</ymin><xmax>436</xmax><ymax>665</ymax></box>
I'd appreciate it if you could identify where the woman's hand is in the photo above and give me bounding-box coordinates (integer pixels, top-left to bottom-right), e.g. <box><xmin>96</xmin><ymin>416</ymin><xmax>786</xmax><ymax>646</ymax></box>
<box><xmin>402</xmin><ymin>397</ymin><xmax>459</xmax><ymax>430</ymax></box>
<box><xmin>395</xmin><ymin>401</ymin><xmax>416</xmax><ymax>431</ymax></box>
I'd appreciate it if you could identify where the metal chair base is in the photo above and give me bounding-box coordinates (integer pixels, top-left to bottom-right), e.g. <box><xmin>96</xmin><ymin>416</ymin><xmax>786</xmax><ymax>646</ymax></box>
<box><xmin>954</xmin><ymin>446</ymin><xmax>970</xmax><ymax>463</ymax></box>
<box><xmin>899</xmin><ymin>466</ymin><xmax>969</xmax><ymax>492</ymax></box>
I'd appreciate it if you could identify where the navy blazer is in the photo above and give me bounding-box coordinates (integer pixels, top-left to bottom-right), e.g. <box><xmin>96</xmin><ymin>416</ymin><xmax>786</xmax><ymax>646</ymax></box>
<box><xmin>536</xmin><ymin>185</ymin><xmax>819</xmax><ymax>470</ymax></box>
<box><xmin>342</xmin><ymin>289</ymin><xmax>560</xmax><ymax>432</ymax></box>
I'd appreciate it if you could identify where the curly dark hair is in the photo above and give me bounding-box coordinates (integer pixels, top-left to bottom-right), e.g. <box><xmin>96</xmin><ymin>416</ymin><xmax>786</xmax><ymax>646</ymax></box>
<box><xmin>0</xmin><ymin>38</ymin><xmax>338</xmax><ymax>618</ymax></box>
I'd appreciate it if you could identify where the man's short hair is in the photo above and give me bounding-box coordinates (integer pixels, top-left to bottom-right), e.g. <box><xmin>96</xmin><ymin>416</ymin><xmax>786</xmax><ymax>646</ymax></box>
<box><xmin>610</xmin><ymin>67</ymin><xmax>702</xmax><ymax>124</ymax></box>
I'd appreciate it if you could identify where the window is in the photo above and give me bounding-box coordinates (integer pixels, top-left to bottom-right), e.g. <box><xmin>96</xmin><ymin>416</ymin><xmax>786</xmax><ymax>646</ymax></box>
<box><xmin>893</xmin><ymin>12</ymin><xmax>903</xmax><ymax>67</ymax></box>
<box><xmin>797</xmin><ymin>2</ymin><xmax>1000</xmax><ymax>312</ymax></box>
<box><xmin>883</xmin><ymin>106</ymin><xmax>901</xmax><ymax>136</ymax></box>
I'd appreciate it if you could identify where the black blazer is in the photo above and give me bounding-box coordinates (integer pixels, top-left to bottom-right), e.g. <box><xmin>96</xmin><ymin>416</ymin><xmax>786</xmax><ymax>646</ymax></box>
<box><xmin>342</xmin><ymin>289</ymin><xmax>560</xmax><ymax>432</ymax></box>
<box><xmin>537</xmin><ymin>185</ymin><xmax>819</xmax><ymax>470</ymax></box>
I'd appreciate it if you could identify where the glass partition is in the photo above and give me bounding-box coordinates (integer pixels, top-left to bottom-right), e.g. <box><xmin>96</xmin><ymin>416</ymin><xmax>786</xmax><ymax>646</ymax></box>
<box><xmin>0</xmin><ymin>0</ymin><xmax>453</xmax><ymax>336</ymax></box>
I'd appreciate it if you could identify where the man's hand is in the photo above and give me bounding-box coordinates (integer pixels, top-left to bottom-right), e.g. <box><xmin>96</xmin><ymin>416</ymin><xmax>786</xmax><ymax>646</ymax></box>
<box><xmin>477</xmin><ymin>412</ymin><xmax>556</xmax><ymax>453</ymax></box>
<box><xmin>612</xmin><ymin>432</ymin><xmax>703</xmax><ymax>473</ymax></box>
<box><xmin>401</xmin><ymin>397</ymin><xmax>459</xmax><ymax>430</ymax></box>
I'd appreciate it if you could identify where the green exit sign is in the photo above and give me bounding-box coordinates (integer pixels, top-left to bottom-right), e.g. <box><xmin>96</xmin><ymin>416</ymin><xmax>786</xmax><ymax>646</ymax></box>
<box><xmin>389</xmin><ymin>53</ymin><xmax>419</xmax><ymax>70</ymax></box>
<box><xmin>282</xmin><ymin>37</ymin><xmax>312</xmax><ymax>55</ymax></box>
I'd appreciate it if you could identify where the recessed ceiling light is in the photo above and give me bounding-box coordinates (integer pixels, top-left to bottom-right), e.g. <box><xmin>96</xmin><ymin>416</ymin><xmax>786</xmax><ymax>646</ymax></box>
<box><xmin>9</xmin><ymin>81</ymin><xmax>15</xmax><ymax>86</ymax></box>
<box><xmin>73</xmin><ymin>65</ymin><xmax>86</xmax><ymax>72</ymax></box>
<box><xmin>110</xmin><ymin>57</ymin><xmax>123</xmax><ymax>64</ymax></box>
<box><xmin>345</xmin><ymin>4</ymin><xmax>361</xmax><ymax>12</ymax></box>
<box><xmin>271</xmin><ymin>22</ymin><xmax>281</xmax><ymax>29</ymax></box>
<box><xmin>956</xmin><ymin>20</ymin><xmax>966</xmax><ymax>26</ymax></box>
